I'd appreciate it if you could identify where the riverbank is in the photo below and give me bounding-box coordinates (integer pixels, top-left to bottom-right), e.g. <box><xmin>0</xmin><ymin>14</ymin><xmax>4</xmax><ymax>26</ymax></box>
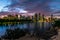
<box><xmin>18</xmin><ymin>28</ymin><xmax>60</xmax><ymax>40</ymax></box>
<box><xmin>49</xmin><ymin>29</ymin><xmax>60</xmax><ymax>40</ymax></box>
<box><xmin>12</xmin><ymin>29</ymin><xmax>60</xmax><ymax>40</ymax></box>
<box><xmin>54</xmin><ymin>29</ymin><xmax>60</xmax><ymax>40</ymax></box>
<box><xmin>0</xmin><ymin>28</ymin><xmax>59</xmax><ymax>40</ymax></box>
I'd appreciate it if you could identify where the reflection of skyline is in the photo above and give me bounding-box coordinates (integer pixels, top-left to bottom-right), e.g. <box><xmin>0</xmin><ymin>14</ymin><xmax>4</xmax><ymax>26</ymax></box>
<box><xmin>0</xmin><ymin>0</ymin><xmax>60</xmax><ymax>15</ymax></box>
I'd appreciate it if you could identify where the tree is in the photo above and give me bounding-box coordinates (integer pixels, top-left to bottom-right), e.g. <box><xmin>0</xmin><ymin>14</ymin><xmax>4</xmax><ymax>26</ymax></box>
<box><xmin>54</xmin><ymin>19</ymin><xmax>60</xmax><ymax>28</ymax></box>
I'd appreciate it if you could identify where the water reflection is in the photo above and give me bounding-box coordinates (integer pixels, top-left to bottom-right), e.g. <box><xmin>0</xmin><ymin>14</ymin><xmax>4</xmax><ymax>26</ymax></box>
<box><xmin>0</xmin><ymin>22</ymin><xmax>52</xmax><ymax>37</ymax></box>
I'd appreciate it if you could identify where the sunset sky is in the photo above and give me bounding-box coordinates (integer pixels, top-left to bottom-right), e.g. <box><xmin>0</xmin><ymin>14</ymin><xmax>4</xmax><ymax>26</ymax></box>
<box><xmin>0</xmin><ymin>0</ymin><xmax>60</xmax><ymax>15</ymax></box>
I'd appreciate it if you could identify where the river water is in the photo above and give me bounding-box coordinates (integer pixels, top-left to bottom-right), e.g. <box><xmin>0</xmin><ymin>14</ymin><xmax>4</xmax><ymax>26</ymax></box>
<box><xmin>0</xmin><ymin>22</ymin><xmax>52</xmax><ymax>37</ymax></box>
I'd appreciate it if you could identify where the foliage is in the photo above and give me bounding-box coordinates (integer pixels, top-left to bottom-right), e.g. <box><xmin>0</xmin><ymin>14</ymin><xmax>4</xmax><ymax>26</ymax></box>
<box><xmin>53</xmin><ymin>19</ymin><xmax>60</xmax><ymax>28</ymax></box>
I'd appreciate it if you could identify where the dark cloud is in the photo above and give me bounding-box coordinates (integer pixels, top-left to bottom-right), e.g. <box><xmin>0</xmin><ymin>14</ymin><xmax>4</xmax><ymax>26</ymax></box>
<box><xmin>5</xmin><ymin>0</ymin><xmax>54</xmax><ymax>15</ymax></box>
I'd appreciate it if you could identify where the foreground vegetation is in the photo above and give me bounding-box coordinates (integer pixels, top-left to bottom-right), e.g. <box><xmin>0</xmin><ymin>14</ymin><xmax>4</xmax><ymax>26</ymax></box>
<box><xmin>53</xmin><ymin>19</ymin><xmax>60</xmax><ymax>28</ymax></box>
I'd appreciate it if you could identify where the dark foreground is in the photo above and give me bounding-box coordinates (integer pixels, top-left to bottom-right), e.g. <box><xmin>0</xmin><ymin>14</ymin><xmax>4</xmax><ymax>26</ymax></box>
<box><xmin>19</xmin><ymin>29</ymin><xmax>60</xmax><ymax>40</ymax></box>
<box><xmin>0</xmin><ymin>27</ymin><xmax>58</xmax><ymax>40</ymax></box>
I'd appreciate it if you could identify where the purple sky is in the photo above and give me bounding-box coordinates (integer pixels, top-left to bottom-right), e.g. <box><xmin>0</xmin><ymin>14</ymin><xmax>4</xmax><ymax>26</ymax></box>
<box><xmin>0</xmin><ymin>0</ymin><xmax>60</xmax><ymax>15</ymax></box>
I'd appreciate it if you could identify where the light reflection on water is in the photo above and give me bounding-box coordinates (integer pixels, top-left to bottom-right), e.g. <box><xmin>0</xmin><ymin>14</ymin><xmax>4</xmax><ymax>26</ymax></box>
<box><xmin>0</xmin><ymin>22</ymin><xmax>52</xmax><ymax>37</ymax></box>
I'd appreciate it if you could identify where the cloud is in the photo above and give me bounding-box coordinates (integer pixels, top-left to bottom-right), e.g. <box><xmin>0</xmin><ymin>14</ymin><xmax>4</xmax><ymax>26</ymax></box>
<box><xmin>6</xmin><ymin>0</ymin><xmax>49</xmax><ymax>12</ymax></box>
<box><xmin>5</xmin><ymin>0</ymin><xmax>60</xmax><ymax>15</ymax></box>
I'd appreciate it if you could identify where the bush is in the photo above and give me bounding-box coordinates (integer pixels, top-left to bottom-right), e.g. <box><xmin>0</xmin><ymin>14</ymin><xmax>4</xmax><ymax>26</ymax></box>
<box><xmin>53</xmin><ymin>19</ymin><xmax>60</xmax><ymax>28</ymax></box>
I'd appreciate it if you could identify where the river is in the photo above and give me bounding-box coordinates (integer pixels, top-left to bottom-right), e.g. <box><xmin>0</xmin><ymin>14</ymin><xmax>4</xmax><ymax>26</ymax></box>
<box><xmin>0</xmin><ymin>22</ymin><xmax>52</xmax><ymax>37</ymax></box>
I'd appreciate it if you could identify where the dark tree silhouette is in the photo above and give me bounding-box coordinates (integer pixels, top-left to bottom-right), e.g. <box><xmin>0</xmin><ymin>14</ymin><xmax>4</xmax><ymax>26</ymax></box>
<box><xmin>53</xmin><ymin>19</ymin><xmax>60</xmax><ymax>28</ymax></box>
